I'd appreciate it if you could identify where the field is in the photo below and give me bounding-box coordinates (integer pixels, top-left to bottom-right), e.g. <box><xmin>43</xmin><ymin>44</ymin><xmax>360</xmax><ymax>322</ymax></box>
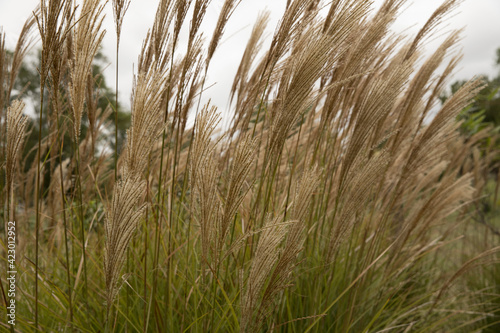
<box><xmin>1</xmin><ymin>0</ymin><xmax>500</xmax><ymax>332</ymax></box>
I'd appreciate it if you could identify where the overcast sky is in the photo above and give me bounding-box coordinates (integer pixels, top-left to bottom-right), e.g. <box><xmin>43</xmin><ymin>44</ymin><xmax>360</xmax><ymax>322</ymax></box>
<box><xmin>1</xmin><ymin>0</ymin><xmax>499</xmax><ymax>116</ymax></box>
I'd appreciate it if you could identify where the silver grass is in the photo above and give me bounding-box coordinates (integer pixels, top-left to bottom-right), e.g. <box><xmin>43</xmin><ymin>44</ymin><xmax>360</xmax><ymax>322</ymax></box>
<box><xmin>69</xmin><ymin>0</ymin><xmax>106</xmax><ymax>141</ymax></box>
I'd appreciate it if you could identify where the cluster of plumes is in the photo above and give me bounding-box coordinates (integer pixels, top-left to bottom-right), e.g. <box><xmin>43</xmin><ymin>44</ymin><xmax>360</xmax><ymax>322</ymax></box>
<box><xmin>90</xmin><ymin>0</ymin><xmax>494</xmax><ymax>329</ymax></box>
<box><xmin>104</xmin><ymin>172</ymin><xmax>147</xmax><ymax>306</ymax></box>
<box><xmin>190</xmin><ymin>105</ymin><xmax>223</xmax><ymax>263</ymax></box>
<box><xmin>138</xmin><ymin>0</ymin><xmax>211</xmax><ymax>131</ymax></box>
<box><xmin>241</xmin><ymin>168</ymin><xmax>320</xmax><ymax>332</ymax></box>
<box><xmin>190</xmin><ymin>105</ymin><xmax>257</xmax><ymax>267</ymax></box>
<box><xmin>3</xmin><ymin>0</ymin><xmax>500</xmax><ymax>331</ymax></box>
<box><xmin>32</xmin><ymin>0</ymin><xmax>74</xmax><ymax>232</ymax></box>
<box><xmin>228</xmin><ymin>0</ymin><xmax>476</xmax><ymax>244</ymax></box>
<box><xmin>104</xmin><ymin>0</ymin><xmax>174</xmax><ymax>308</ymax></box>
<box><xmin>34</xmin><ymin>0</ymin><xmax>74</xmax><ymax>84</ymax></box>
<box><xmin>227</xmin><ymin>0</ymin><xmax>493</xmax><ymax>329</ymax></box>
<box><xmin>69</xmin><ymin>0</ymin><xmax>106</xmax><ymax>142</ymax></box>
<box><xmin>104</xmin><ymin>65</ymin><xmax>167</xmax><ymax>306</ymax></box>
<box><xmin>105</xmin><ymin>0</ymin><xmax>239</xmax><ymax>313</ymax></box>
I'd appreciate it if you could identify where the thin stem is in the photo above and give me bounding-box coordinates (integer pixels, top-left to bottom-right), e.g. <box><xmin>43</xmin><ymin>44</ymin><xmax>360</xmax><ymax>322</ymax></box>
<box><xmin>55</xmin><ymin>86</ymin><xmax>73</xmax><ymax>329</ymax></box>
<box><xmin>283</xmin><ymin>114</ymin><xmax>304</xmax><ymax>221</ymax></box>
<box><xmin>73</xmin><ymin>137</ymin><xmax>89</xmax><ymax>316</ymax></box>
<box><xmin>166</xmin><ymin>105</ymin><xmax>182</xmax><ymax>328</ymax></box>
<box><xmin>115</xmin><ymin>39</ymin><xmax>119</xmax><ymax>180</ymax></box>
<box><xmin>6</xmin><ymin>181</ymin><xmax>13</xmax><ymax>333</ymax></box>
<box><xmin>34</xmin><ymin>83</ymin><xmax>45</xmax><ymax>330</ymax></box>
<box><xmin>147</xmin><ymin>40</ymin><xmax>177</xmax><ymax>330</ymax></box>
<box><xmin>144</xmin><ymin>155</ymin><xmax>150</xmax><ymax>332</ymax></box>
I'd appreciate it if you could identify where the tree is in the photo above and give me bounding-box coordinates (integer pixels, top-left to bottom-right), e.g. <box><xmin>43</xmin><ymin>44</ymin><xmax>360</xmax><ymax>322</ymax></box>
<box><xmin>12</xmin><ymin>48</ymin><xmax>131</xmax><ymax>171</ymax></box>
<box><xmin>442</xmin><ymin>48</ymin><xmax>500</xmax><ymax>131</ymax></box>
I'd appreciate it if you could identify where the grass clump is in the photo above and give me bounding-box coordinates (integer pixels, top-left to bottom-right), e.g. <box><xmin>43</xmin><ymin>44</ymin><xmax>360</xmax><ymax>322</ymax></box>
<box><xmin>1</xmin><ymin>0</ymin><xmax>500</xmax><ymax>332</ymax></box>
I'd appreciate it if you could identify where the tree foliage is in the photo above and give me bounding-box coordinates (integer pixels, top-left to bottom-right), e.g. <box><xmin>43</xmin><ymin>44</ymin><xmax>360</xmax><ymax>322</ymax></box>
<box><xmin>13</xmin><ymin>48</ymin><xmax>130</xmax><ymax>170</ymax></box>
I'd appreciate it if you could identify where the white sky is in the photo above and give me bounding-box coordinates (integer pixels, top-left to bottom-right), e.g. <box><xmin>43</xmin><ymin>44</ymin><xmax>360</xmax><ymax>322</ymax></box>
<box><xmin>1</xmin><ymin>0</ymin><xmax>500</xmax><ymax>118</ymax></box>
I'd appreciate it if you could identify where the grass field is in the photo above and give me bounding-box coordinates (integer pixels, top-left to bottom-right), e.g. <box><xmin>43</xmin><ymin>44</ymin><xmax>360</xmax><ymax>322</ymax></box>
<box><xmin>1</xmin><ymin>0</ymin><xmax>500</xmax><ymax>332</ymax></box>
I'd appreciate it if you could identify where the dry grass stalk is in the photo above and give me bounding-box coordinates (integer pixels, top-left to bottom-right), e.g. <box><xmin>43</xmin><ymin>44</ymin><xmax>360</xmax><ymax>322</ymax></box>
<box><xmin>338</xmin><ymin>63</ymin><xmax>412</xmax><ymax>191</ymax></box>
<box><xmin>265</xmin><ymin>0</ymin><xmax>315</xmax><ymax>72</ymax></box>
<box><xmin>230</xmin><ymin>11</ymin><xmax>270</xmax><ymax>106</ymax></box>
<box><xmin>69</xmin><ymin>0</ymin><xmax>105</xmax><ymax>141</ymax></box>
<box><xmin>0</xmin><ymin>31</ymin><xmax>7</xmax><ymax>160</ymax></box>
<box><xmin>390</xmin><ymin>31</ymin><xmax>462</xmax><ymax>154</ymax></box>
<box><xmin>240</xmin><ymin>214</ymin><xmax>291</xmax><ymax>333</ymax></box>
<box><xmin>33</xmin><ymin>1</ymin><xmax>74</xmax><ymax>327</ymax></box>
<box><xmin>241</xmin><ymin>168</ymin><xmax>319</xmax><ymax>332</ymax></box>
<box><xmin>7</xmin><ymin>11</ymin><xmax>38</xmax><ymax>103</ymax></box>
<box><xmin>403</xmin><ymin>78</ymin><xmax>485</xmax><ymax>179</ymax></box>
<box><xmin>190</xmin><ymin>0</ymin><xmax>211</xmax><ymax>47</ymax></box>
<box><xmin>112</xmin><ymin>0</ymin><xmax>131</xmax><ymax>43</ymax></box>
<box><xmin>35</xmin><ymin>0</ymin><xmax>73</xmax><ymax>83</ymax></box>
<box><xmin>173</xmin><ymin>0</ymin><xmax>193</xmax><ymax>48</ymax></box>
<box><xmin>267</xmin><ymin>1</ymin><xmax>369</xmax><ymax>170</ymax></box>
<box><xmin>405</xmin><ymin>0</ymin><xmax>460</xmax><ymax>60</ymax></box>
<box><xmin>139</xmin><ymin>0</ymin><xmax>175</xmax><ymax>73</ymax></box>
<box><xmin>218</xmin><ymin>134</ymin><xmax>257</xmax><ymax>253</ymax></box>
<box><xmin>105</xmin><ymin>66</ymin><xmax>167</xmax><ymax>307</ymax></box>
<box><xmin>125</xmin><ymin>69</ymin><xmax>167</xmax><ymax>175</ymax></box>
<box><xmin>207</xmin><ymin>0</ymin><xmax>242</xmax><ymax>65</ymax></box>
<box><xmin>0</xmin><ymin>31</ymin><xmax>5</xmax><ymax>110</ymax></box>
<box><xmin>330</xmin><ymin>151</ymin><xmax>390</xmax><ymax>257</ymax></box>
<box><xmin>104</xmin><ymin>173</ymin><xmax>147</xmax><ymax>307</ymax></box>
<box><xmin>190</xmin><ymin>104</ymin><xmax>223</xmax><ymax>263</ymax></box>
<box><xmin>5</xmin><ymin>100</ymin><xmax>28</xmax><ymax>217</ymax></box>
<box><xmin>174</xmin><ymin>36</ymin><xmax>204</xmax><ymax>126</ymax></box>
<box><xmin>190</xmin><ymin>104</ymin><xmax>222</xmax><ymax>188</ymax></box>
<box><xmin>179</xmin><ymin>60</ymin><xmax>203</xmax><ymax>134</ymax></box>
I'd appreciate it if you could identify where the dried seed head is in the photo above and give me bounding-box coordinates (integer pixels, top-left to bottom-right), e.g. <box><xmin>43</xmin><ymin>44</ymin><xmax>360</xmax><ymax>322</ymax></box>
<box><xmin>190</xmin><ymin>104</ymin><xmax>224</xmax><ymax>262</ymax></box>
<box><xmin>218</xmin><ymin>134</ymin><xmax>257</xmax><ymax>251</ymax></box>
<box><xmin>35</xmin><ymin>0</ymin><xmax>74</xmax><ymax>83</ymax></box>
<box><xmin>241</xmin><ymin>214</ymin><xmax>291</xmax><ymax>333</ymax></box>
<box><xmin>125</xmin><ymin>68</ymin><xmax>168</xmax><ymax>176</ymax></box>
<box><xmin>207</xmin><ymin>0</ymin><xmax>241</xmax><ymax>65</ymax></box>
<box><xmin>112</xmin><ymin>0</ymin><xmax>131</xmax><ymax>42</ymax></box>
<box><xmin>69</xmin><ymin>0</ymin><xmax>106</xmax><ymax>142</ymax></box>
<box><xmin>104</xmin><ymin>174</ymin><xmax>147</xmax><ymax>306</ymax></box>
<box><xmin>6</xmin><ymin>100</ymin><xmax>28</xmax><ymax>192</ymax></box>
